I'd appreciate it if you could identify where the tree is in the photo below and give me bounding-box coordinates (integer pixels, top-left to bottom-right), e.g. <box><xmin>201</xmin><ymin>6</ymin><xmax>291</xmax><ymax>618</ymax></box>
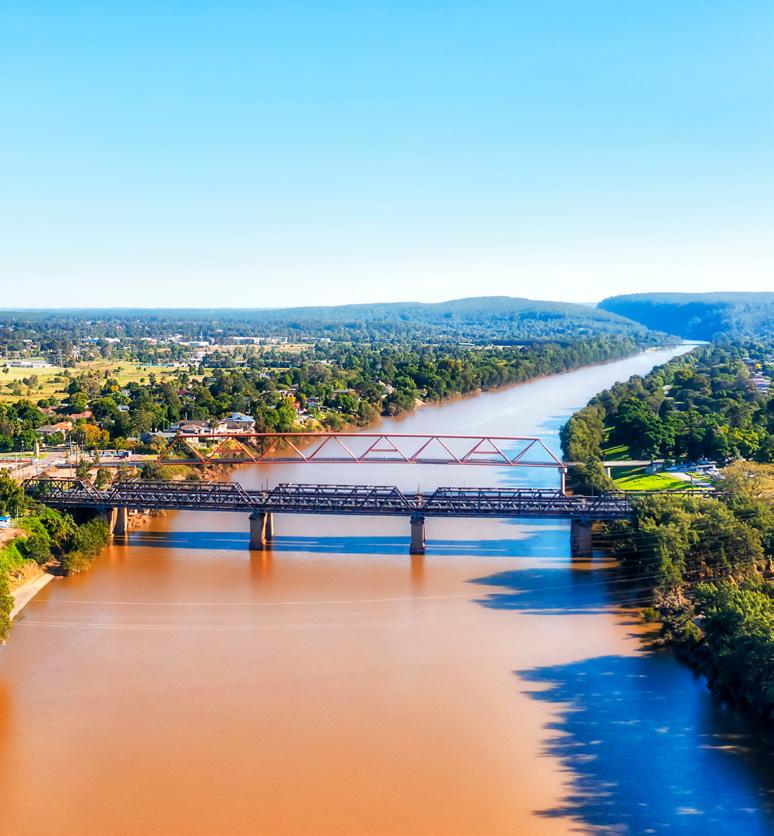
<box><xmin>75</xmin><ymin>459</ymin><xmax>92</xmax><ymax>480</ymax></box>
<box><xmin>73</xmin><ymin>422</ymin><xmax>109</xmax><ymax>451</ymax></box>
<box><xmin>95</xmin><ymin>467</ymin><xmax>112</xmax><ymax>490</ymax></box>
<box><xmin>0</xmin><ymin>472</ymin><xmax>24</xmax><ymax>517</ymax></box>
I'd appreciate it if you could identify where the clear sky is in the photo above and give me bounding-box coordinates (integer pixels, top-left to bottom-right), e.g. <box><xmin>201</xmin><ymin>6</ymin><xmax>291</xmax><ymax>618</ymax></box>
<box><xmin>1</xmin><ymin>2</ymin><xmax>772</xmax><ymax>308</ymax></box>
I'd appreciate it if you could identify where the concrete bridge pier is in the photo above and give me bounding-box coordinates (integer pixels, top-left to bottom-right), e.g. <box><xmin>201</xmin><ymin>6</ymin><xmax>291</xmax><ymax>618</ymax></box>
<box><xmin>106</xmin><ymin>506</ymin><xmax>128</xmax><ymax>537</ymax></box>
<box><xmin>409</xmin><ymin>513</ymin><xmax>426</xmax><ymax>555</ymax></box>
<box><xmin>249</xmin><ymin>511</ymin><xmax>274</xmax><ymax>550</ymax></box>
<box><xmin>570</xmin><ymin>518</ymin><xmax>593</xmax><ymax>557</ymax></box>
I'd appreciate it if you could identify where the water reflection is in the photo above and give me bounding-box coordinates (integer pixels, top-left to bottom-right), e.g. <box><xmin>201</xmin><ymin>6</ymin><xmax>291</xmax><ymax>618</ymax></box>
<box><xmin>519</xmin><ymin>653</ymin><xmax>774</xmax><ymax>834</ymax></box>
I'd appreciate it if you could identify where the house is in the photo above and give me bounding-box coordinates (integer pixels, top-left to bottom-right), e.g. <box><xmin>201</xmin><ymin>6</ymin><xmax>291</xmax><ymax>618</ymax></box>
<box><xmin>117</xmin><ymin>404</ymin><xmax>131</xmax><ymax>413</ymax></box>
<box><xmin>214</xmin><ymin>412</ymin><xmax>256</xmax><ymax>434</ymax></box>
<box><xmin>170</xmin><ymin>420</ymin><xmax>212</xmax><ymax>435</ymax></box>
<box><xmin>37</xmin><ymin>421</ymin><xmax>73</xmax><ymax>438</ymax></box>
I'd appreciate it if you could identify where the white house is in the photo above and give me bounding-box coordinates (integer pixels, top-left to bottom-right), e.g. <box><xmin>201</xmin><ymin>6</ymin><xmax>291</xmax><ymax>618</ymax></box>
<box><xmin>214</xmin><ymin>412</ymin><xmax>256</xmax><ymax>434</ymax></box>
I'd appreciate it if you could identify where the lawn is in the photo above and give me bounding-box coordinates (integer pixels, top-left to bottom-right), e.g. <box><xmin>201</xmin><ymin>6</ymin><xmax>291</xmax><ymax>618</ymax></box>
<box><xmin>614</xmin><ymin>472</ymin><xmax>691</xmax><ymax>492</ymax></box>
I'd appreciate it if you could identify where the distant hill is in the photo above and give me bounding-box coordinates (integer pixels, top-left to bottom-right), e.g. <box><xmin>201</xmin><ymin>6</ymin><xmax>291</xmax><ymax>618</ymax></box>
<box><xmin>1</xmin><ymin>297</ymin><xmax>654</xmax><ymax>344</ymax></box>
<box><xmin>598</xmin><ymin>293</ymin><xmax>774</xmax><ymax>340</ymax></box>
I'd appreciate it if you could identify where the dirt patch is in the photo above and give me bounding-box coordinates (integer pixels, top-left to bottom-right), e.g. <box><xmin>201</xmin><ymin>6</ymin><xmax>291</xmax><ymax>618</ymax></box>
<box><xmin>0</xmin><ymin>527</ymin><xmax>25</xmax><ymax>549</ymax></box>
<box><xmin>7</xmin><ymin>561</ymin><xmax>45</xmax><ymax>592</ymax></box>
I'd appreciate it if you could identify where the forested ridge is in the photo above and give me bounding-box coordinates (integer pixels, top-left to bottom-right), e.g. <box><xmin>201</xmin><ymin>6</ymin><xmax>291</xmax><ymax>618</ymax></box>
<box><xmin>0</xmin><ymin>296</ymin><xmax>653</xmax><ymax>349</ymax></box>
<box><xmin>599</xmin><ymin>292</ymin><xmax>774</xmax><ymax>340</ymax></box>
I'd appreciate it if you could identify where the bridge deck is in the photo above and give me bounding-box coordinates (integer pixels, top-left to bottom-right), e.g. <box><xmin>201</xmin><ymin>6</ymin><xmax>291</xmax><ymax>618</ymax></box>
<box><xmin>24</xmin><ymin>478</ymin><xmax>646</xmax><ymax>520</ymax></box>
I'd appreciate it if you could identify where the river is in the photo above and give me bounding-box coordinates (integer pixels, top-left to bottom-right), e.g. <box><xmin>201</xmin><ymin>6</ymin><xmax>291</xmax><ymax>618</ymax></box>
<box><xmin>1</xmin><ymin>345</ymin><xmax>772</xmax><ymax>835</ymax></box>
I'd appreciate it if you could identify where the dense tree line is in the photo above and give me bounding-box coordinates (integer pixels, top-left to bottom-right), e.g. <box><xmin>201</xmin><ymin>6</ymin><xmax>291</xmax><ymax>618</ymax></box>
<box><xmin>2</xmin><ymin>334</ymin><xmax>647</xmax><ymax>451</ymax></box>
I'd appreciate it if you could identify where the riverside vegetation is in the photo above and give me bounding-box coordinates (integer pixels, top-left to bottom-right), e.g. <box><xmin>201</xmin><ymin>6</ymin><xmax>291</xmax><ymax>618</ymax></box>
<box><xmin>0</xmin><ymin>472</ymin><xmax>110</xmax><ymax>642</ymax></box>
<box><xmin>562</xmin><ymin>340</ymin><xmax>774</xmax><ymax>717</ymax></box>
<box><xmin>562</xmin><ymin>338</ymin><xmax>773</xmax><ymax>493</ymax></box>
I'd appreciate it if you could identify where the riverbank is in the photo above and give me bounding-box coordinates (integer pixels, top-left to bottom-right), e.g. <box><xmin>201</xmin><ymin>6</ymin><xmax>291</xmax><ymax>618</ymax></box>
<box><xmin>563</xmin><ymin>339</ymin><xmax>774</xmax><ymax>718</ymax></box>
<box><xmin>10</xmin><ymin>571</ymin><xmax>55</xmax><ymax>619</ymax></box>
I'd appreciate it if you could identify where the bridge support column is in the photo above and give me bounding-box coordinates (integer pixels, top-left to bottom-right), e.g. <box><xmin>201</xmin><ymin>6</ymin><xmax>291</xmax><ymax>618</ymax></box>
<box><xmin>113</xmin><ymin>506</ymin><xmax>128</xmax><ymax>536</ymax></box>
<box><xmin>570</xmin><ymin>518</ymin><xmax>593</xmax><ymax>557</ymax></box>
<box><xmin>264</xmin><ymin>511</ymin><xmax>273</xmax><ymax>541</ymax></box>
<box><xmin>409</xmin><ymin>513</ymin><xmax>426</xmax><ymax>555</ymax></box>
<box><xmin>105</xmin><ymin>506</ymin><xmax>128</xmax><ymax>537</ymax></box>
<box><xmin>249</xmin><ymin>511</ymin><xmax>272</xmax><ymax>551</ymax></box>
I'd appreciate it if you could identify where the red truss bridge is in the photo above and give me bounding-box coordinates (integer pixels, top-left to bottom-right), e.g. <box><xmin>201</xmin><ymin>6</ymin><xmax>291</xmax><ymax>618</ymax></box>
<box><xmin>156</xmin><ymin>432</ymin><xmax>566</xmax><ymax>470</ymax></box>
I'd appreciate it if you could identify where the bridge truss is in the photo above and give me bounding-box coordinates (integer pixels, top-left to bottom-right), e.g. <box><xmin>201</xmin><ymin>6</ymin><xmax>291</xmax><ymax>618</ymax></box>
<box><xmin>25</xmin><ymin>478</ymin><xmax>638</xmax><ymax>520</ymax></box>
<box><xmin>155</xmin><ymin>432</ymin><xmax>566</xmax><ymax>470</ymax></box>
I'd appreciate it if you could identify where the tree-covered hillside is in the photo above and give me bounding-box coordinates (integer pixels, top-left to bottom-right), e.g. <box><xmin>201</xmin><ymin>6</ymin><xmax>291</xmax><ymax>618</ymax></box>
<box><xmin>0</xmin><ymin>296</ymin><xmax>654</xmax><ymax>346</ymax></box>
<box><xmin>598</xmin><ymin>292</ymin><xmax>774</xmax><ymax>340</ymax></box>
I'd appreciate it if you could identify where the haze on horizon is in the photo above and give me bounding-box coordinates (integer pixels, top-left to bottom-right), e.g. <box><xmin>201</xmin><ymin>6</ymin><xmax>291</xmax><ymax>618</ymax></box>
<box><xmin>1</xmin><ymin>2</ymin><xmax>772</xmax><ymax>308</ymax></box>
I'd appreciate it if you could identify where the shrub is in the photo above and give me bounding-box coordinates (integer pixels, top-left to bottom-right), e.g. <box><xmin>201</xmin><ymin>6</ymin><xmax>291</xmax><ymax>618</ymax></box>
<box><xmin>20</xmin><ymin>533</ymin><xmax>51</xmax><ymax>566</ymax></box>
<box><xmin>71</xmin><ymin>518</ymin><xmax>110</xmax><ymax>558</ymax></box>
<box><xmin>0</xmin><ymin>573</ymin><xmax>12</xmax><ymax>643</ymax></box>
<box><xmin>59</xmin><ymin>550</ymin><xmax>96</xmax><ymax>576</ymax></box>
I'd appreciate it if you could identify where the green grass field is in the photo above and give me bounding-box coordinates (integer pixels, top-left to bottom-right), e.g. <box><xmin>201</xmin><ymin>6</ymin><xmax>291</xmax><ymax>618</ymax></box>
<box><xmin>614</xmin><ymin>472</ymin><xmax>691</xmax><ymax>492</ymax></box>
<box><xmin>0</xmin><ymin>360</ymin><xmax>184</xmax><ymax>404</ymax></box>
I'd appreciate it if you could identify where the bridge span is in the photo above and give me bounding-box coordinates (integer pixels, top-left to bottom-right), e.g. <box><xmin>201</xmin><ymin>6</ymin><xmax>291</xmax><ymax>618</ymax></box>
<box><xmin>24</xmin><ymin>477</ymin><xmax>649</xmax><ymax>556</ymax></box>
<box><xmin>156</xmin><ymin>432</ymin><xmax>566</xmax><ymax>469</ymax></box>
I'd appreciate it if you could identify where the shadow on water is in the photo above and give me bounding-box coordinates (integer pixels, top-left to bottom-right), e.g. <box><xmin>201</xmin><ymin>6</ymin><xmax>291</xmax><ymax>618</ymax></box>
<box><xmin>518</xmin><ymin>653</ymin><xmax>774</xmax><ymax>834</ymax></box>
<box><xmin>469</xmin><ymin>551</ymin><xmax>774</xmax><ymax>833</ymax></box>
<box><xmin>129</xmin><ymin>530</ymin><xmax>249</xmax><ymax>552</ymax></box>
<box><xmin>128</xmin><ymin>528</ymin><xmax>568</xmax><ymax>558</ymax></box>
<box><xmin>470</xmin><ymin>563</ymin><xmax>651</xmax><ymax>616</ymax></box>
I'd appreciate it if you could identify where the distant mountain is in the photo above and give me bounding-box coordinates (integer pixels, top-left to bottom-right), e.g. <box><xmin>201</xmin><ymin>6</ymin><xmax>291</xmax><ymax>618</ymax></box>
<box><xmin>598</xmin><ymin>292</ymin><xmax>774</xmax><ymax>340</ymax></box>
<box><xmin>1</xmin><ymin>297</ymin><xmax>655</xmax><ymax>344</ymax></box>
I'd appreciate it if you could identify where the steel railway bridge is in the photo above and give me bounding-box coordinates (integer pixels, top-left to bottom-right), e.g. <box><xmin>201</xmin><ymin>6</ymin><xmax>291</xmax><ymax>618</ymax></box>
<box><xmin>24</xmin><ymin>477</ymin><xmax>651</xmax><ymax>556</ymax></box>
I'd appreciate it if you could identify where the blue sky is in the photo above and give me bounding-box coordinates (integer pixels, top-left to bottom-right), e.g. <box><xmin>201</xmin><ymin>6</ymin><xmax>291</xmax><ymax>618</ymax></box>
<box><xmin>1</xmin><ymin>2</ymin><xmax>772</xmax><ymax>307</ymax></box>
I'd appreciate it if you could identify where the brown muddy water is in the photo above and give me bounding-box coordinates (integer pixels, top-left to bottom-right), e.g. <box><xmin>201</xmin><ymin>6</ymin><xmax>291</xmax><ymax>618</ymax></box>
<box><xmin>1</xmin><ymin>346</ymin><xmax>772</xmax><ymax>835</ymax></box>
